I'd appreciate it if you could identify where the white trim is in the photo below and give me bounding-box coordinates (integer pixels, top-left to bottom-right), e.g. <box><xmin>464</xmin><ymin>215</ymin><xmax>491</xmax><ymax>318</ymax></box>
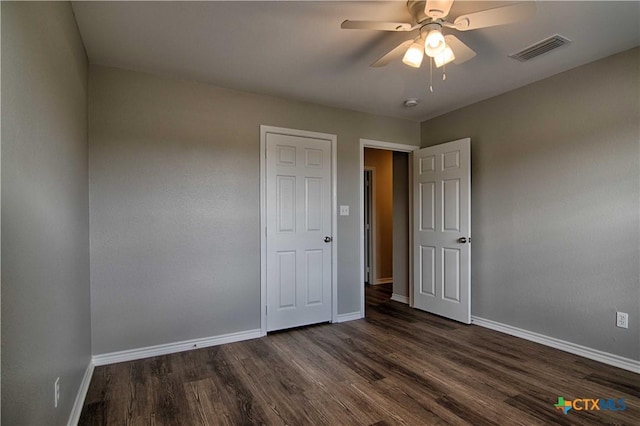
<box><xmin>260</xmin><ymin>125</ymin><xmax>338</xmax><ymax>332</ymax></box>
<box><xmin>0</xmin><ymin>0</ymin><xmax>2</xmax><ymax>361</ymax></box>
<box><xmin>408</xmin><ymin>151</ymin><xmax>414</xmax><ymax>308</ymax></box>
<box><xmin>92</xmin><ymin>329</ymin><xmax>261</xmax><ymax>366</ymax></box>
<box><xmin>374</xmin><ymin>277</ymin><xmax>393</xmax><ymax>285</ymax></box>
<box><xmin>360</xmin><ymin>139</ymin><xmax>419</xmax><ymax>319</ymax></box>
<box><xmin>67</xmin><ymin>362</ymin><xmax>94</xmax><ymax>426</ymax></box>
<box><xmin>331</xmin><ymin>132</ymin><xmax>338</xmax><ymax>325</ymax></box>
<box><xmin>335</xmin><ymin>312</ymin><xmax>363</xmax><ymax>323</ymax></box>
<box><xmin>472</xmin><ymin>316</ymin><xmax>640</xmax><ymax>374</ymax></box>
<box><xmin>260</xmin><ymin>127</ymin><xmax>267</xmax><ymax>336</ymax></box>
<box><xmin>361</xmin><ymin>139</ymin><xmax>421</xmax><ymax>152</ymax></box>
<box><xmin>391</xmin><ymin>293</ymin><xmax>410</xmax><ymax>304</ymax></box>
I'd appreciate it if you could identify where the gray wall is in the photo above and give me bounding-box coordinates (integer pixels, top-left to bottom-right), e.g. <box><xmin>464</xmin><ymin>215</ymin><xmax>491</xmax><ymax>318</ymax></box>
<box><xmin>1</xmin><ymin>2</ymin><xmax>91</xmax><ymax>424</ymax></box>
<box><xmin>89</xmin><ymin>65</ymin><xmax>420</xmax><ymax>354</ymax></box>
<box><xmin>392</xmin><ymin>152</ymin><xmax>409</xmax><ymax>298</ymax></box>
<box><xmin>421</xmin><ymin>48</ymin><xmax>639</xmax><ymax>360</ymax></box>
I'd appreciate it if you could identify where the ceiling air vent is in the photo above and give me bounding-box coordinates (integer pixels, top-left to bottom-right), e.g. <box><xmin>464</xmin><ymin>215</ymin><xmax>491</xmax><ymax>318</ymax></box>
<box><xmin>509</xmin><ymin>35</ymin><xmax>571</xmax><ymax>62</ymax></box>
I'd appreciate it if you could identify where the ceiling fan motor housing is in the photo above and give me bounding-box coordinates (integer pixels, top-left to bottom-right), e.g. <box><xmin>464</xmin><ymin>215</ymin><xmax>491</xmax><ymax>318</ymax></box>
<box><xmin>420</xmin><ymin>22</ymin><xmax>443</xmax><ymax>38</ymax></box>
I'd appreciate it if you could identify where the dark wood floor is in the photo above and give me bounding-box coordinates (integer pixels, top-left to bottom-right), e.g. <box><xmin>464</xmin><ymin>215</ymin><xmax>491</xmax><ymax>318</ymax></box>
<box><xmin>80</xmin><ymin>284</ymin><xmax>639</xmax><ymax>425</ymax></box>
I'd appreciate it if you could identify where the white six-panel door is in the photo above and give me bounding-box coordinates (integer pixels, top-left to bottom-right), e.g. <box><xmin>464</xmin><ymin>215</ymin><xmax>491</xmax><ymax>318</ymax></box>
<box><xmin>413</xmin><ymin>138</ymin><xmax>471</xmax><ymax>324</ymax></box>
<box><xmin>265</xmin><ymin>130</ymin><xmax>333</xmax><ymax>332</ymax></box>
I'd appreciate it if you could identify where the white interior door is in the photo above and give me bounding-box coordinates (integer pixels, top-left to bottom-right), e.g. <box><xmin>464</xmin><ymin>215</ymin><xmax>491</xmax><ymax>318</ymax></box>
<box><xmin>413</xmin><ymin>138</ymin><xmax>471</xmax><ymax>324</ymax></box>
<box><xmin>265</xmin><ymin>130</ymin><xmax>333</xmax><ymax>332</ymax></box>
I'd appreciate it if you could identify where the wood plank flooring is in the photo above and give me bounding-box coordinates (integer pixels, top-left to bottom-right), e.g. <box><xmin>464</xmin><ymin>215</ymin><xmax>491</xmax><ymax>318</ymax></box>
<box><xmin>80</xmin><ymin>284</ymin><xmax>639</xmax><ymax>425</ymax></box>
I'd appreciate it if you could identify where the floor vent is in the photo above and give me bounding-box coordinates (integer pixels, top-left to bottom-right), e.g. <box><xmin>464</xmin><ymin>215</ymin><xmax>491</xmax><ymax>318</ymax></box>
<box><xmin>509</xmin><ymin>34</ymin><xmax>571</xmax><ymax>62</ymax></box>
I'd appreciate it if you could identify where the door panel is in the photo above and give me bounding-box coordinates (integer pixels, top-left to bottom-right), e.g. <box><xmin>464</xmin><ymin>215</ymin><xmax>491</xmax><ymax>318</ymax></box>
<box><xmin>443</xmin><ymin>248</ymin><xmax>460</xmax><ymax>301</ymax></box>
<box><xmin>305</xmin><ymin>178</ymin><xmax>322</xmax><ymax>231</ymax></box>
<box><xmin>266</xmin><ymin>132</ymin><xmax>332</xmax><ymax>332</ymax></box>
<box><xmin>442</xmin><ymin>179</ymin><xmax>460</xmax><ymax>231</ymax></box>
<box><xmin>305</xmin><ymin>249</ymin><xmax>324</xmax><ymax>305</ymax></box>
<box><xmin>278</xmin><ymin>251</ymin><xmax>296</xmax><ymax>308</ymax></box>
<box><xmin>419</xmin><ymin>245</ymin><xmax>436</xmax><ymax>296</ymax></box>
<box><xmin>419</xmin><ymin>181</ymin><xmax>435</xmax><ymax>231</ymax></box>
<box><xmin>277</xmin><ymin>176</ymin><xmax>296</xmax><ymax>232</ymax></box>
<box><xmin>413</xmin><ymin>138</ymin><xmax>471</xmax><ymax>324</ymax></box>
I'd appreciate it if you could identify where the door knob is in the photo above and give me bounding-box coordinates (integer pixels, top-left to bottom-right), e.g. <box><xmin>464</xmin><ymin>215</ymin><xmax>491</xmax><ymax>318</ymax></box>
<box><xmin>458</xmin><ymin>237</ymin><xmax>468</xmax><ymax>243</ymax></box>
<box><xmin>324</xmin><ymin>236</ymin><xmax>332</xmax><ymax>243</ymax></box>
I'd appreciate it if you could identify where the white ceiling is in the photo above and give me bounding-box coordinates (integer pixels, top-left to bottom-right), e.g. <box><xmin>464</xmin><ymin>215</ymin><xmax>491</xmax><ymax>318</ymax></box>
<box><xmin>71</xmin><ymin>1</ymin><xmax>640</xmax><ymax>122</ymax></box>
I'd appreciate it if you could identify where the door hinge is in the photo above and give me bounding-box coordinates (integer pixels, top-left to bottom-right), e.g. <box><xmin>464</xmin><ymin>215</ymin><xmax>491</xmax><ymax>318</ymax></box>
<box><xmin>265</xmin><ymin>305</ymin><xmax>268</xmax><ymax>316</ymax></box>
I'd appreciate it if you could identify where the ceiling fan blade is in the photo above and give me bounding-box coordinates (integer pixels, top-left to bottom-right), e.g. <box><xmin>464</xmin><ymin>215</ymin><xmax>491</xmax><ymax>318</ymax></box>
<box><xmin>453</xmin><ymin>2</ymin><xmax>536</xmax><ymax>31</ymax></box>
<box><xmin>444</xmin><ymin>34</ymin><xmax>476</xmax><ymax>64</ymax></box>
<box><xmin>424</xmin><ymin>0</ymin><xmax>454</xmax><ymax>19</ymax></box>
<box><xmin>371</xmin><ymin>39</ymin><xmax>414</xmax><ymax>67</ymax></box>
<box><xmin>341</xmin><ymin>20</ymin><xmax>414</xmax><ymax>31</ymax></box>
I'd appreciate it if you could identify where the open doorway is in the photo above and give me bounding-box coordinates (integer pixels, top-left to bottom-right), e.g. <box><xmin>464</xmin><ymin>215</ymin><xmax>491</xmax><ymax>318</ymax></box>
<box><xmin>363</xmin><ymin>149</ymin><xmax>393</xmax><ymax>310</ymax></box>
<box><xmin>364</xmin><ymin>149</ymin><xmax>393</xmax><ymax>286</ymax></box>
<box><xmin>360</xmin><ymin>139</ymin><xmax>418</xmax><ymax>316</ymax></box>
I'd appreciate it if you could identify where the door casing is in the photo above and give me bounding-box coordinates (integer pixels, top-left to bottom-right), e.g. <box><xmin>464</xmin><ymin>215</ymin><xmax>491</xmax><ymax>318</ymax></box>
<box><xmin>260</xmin><ymin>125</ymin><xmax>338</xmax><ymax>336</ymax></box>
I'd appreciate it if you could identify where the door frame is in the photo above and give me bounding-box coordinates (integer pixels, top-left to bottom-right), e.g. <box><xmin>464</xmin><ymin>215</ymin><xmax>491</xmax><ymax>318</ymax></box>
<box><xmin>363</xmin><ymin>167</ymin><xmax>376</xmax><ymax>285</ymax></box>
<box><xmin>359</xmin><ymin>139</ymin><xmax>419</xmax><ymax>317</ymax></box>
<box><xmin>260</xmin><ymin>125</ymin><xmax>338</xmax><ymax>336</ymax></box>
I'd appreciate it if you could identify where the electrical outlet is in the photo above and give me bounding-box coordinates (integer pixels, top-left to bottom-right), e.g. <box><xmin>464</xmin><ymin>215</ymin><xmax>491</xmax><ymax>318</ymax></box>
<box><xmin>616</xmin><ymin>312</ymin><xmax>628</xmax><ymax>329</ymax></box>
<box><xmin>54</xmin><ymin>377</ymin><xmax>60</xmax><ymax>408</ymax></box>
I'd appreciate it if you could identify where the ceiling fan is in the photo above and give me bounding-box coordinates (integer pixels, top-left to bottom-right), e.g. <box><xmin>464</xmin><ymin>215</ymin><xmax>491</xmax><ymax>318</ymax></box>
<box><xmin>342</xmin><ymin>0</ymin><xmax>536</xmax><ymax>70</ymax></box>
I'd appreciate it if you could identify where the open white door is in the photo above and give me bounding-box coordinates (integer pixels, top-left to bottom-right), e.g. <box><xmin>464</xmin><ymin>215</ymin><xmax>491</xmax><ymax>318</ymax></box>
<box><xmin>264</xmin><ymin>127</ymin><xmax>334</xmax><ymax>332</ymax></box>
<box><xmin>413</xmin><ymin>138</ymin><xmax>471</xmax><ymax>324</ymax></box>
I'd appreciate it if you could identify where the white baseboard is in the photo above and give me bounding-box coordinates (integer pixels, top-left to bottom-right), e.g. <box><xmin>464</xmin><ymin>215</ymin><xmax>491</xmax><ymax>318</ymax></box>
<box><xmin>335</xmin><ymin>311</ymin><xmax>363</xmax><ymax>323</ymax></box>
<box><xmin>67</xmin><ymin>361</ymin><xmax>95</xmax><ymax>426</ymax></box>
<box><xmin>390</xmin><ymin>293</ymin><xmax>409</xmax><ymax>304</ymax></box>
<box><xmin>374</xmin><ymin>277</ymin><xmax>393</xmax><ymax>285</ymax></box>
<box><xmin>92</xmin><ymin>329</ymin><xmax>262</xmax><ymax>366</ymax></box>
<box><xmin>472</xmin><ymin>316</ymin><xmax>640</xmax><ymax>374</ymax></box>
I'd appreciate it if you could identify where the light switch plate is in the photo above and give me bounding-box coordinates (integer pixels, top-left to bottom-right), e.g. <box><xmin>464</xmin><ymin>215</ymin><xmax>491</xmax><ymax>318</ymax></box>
<box><xmin>340</xmin><ymin>205</ymin><xmax>349</xmax><ymax>216</ymax></box>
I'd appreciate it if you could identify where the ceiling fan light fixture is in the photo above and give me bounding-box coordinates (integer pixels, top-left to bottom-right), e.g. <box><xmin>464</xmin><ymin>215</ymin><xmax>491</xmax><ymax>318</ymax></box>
<box><xmin>434</xmin><ymin>45</ymin><xmax>455</xmax><ymax>67</ymax></box>
<box><xmin>402</xmin><ymin>41</ymin><xmax>425</xmax><ymax>68</ymax></box>
<box><xmin>424</xmin><ymin>29</ymin><xmax>446</xmax><ymax>57</ymax></box>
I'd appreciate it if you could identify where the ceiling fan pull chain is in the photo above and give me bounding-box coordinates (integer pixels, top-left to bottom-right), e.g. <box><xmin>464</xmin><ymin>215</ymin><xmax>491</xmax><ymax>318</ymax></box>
<box><xmin>443</xmin><ymin>63</ymin><xmax>447</xmax><ymax>81</ymax></box>
<box><xmin>429</xmin><ymin>57</ymin><xmax>434</xmax><ymax>92</ymax></box>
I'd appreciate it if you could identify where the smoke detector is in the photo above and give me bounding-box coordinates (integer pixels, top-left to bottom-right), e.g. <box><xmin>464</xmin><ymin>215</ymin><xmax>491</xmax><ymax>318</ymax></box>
<box><xmin>404</xmin><ymin>98</ymin><xmax>419</xmax><ymax>107</ymax></box>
